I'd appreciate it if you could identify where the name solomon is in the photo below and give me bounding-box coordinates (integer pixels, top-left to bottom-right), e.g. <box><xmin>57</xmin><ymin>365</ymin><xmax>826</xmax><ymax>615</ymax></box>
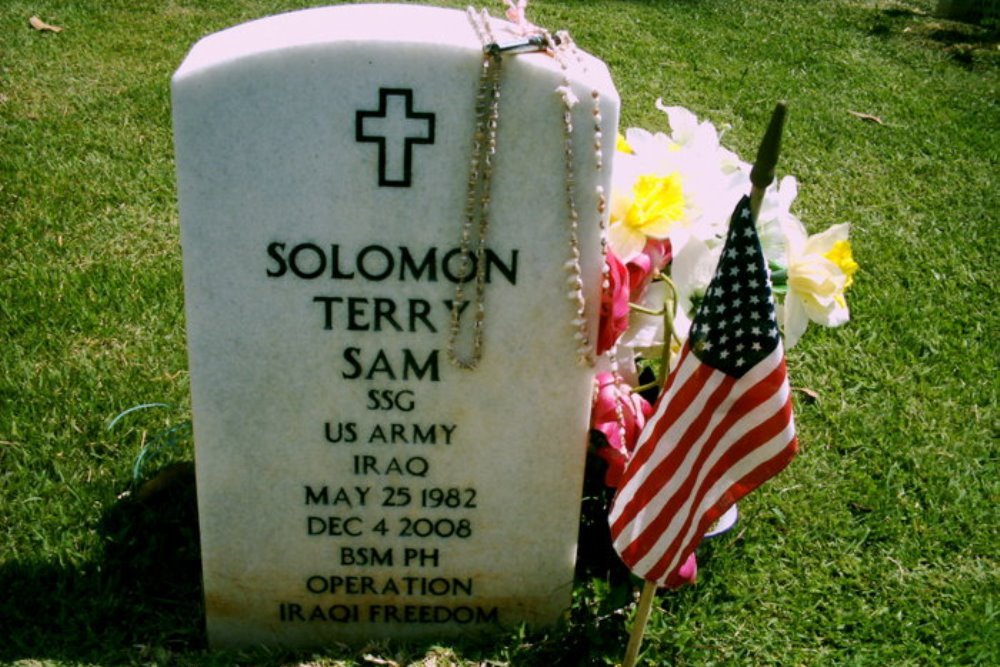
<box><xmin>266</xmin><ymin>242</ymin><xmax>519</xmax><ymax>285</ymax></box>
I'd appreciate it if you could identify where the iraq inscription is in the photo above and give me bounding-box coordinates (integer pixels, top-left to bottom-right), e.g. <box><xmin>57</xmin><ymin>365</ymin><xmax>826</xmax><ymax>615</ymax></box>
<box><xmin>173</xmin><ymin>4</ymin><xmax>618</xmax><ymax>647</ymax></box>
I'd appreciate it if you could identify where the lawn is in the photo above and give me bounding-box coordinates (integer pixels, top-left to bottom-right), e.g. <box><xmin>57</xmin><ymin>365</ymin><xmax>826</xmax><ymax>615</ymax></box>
<box><xmin>1</xmin><ymin>0</ymin><xmax>997</xmax><ymax>665</ymax></box>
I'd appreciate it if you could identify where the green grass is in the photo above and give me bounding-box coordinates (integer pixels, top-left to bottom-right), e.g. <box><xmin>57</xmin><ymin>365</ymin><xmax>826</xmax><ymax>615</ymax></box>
<box><xmin>1</xmin><ymin>0</ymin><xmax>997</xmax><ymax>664</ymax></box>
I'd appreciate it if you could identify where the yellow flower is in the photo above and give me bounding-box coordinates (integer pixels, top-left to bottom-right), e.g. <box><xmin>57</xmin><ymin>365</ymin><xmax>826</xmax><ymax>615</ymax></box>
<box><xmin>616</xmin><ymin>134</ymin><xmax>634</xmax><ymax>154</ymax></box>
<box><xmin>627</xmin><ymin>174</ymin><xmax>686</xmax><ymax>232</ymax></box>
<box><xmin>823</xmin><ymin>240</ymin><xmax>858</xmax><ymax>291</ymax></box>
<box><xmin>783</xmin><ymin>223</ymin><xmax>856</xmax><ymax>348</ymax></box>
<box><xmin>610</xmin><ymin>173</ymin><xmax>686</xmax><ymax>259</ymax></box>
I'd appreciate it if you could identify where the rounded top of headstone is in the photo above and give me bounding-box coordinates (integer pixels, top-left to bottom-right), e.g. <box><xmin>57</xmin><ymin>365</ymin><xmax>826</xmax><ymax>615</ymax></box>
<box><xmin>173</xmin><ymin>3</ymin><xmax>615</xmax><ymax>98</ymax></box>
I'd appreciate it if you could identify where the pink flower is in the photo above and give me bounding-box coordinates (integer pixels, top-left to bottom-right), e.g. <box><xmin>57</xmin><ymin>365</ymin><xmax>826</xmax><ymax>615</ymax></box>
<box><xmin>504</xmin><ymin>0</ymin><xmax>540</xmax><ymax>34</ymax></box>
<box><xmin>505</xmin><ymin>0</ymin><xmax>527</xmax><ymax>23</ymax></box>
<box><xmin>590</xmin><ymin>373</ymin><xmax>652</xmax><ymax>487</ymax></box>
<box><xmin>597</xmin><ymin>251</ymin><xmax>631</xmax><ymax>355</ymax></box>
<box><xmin>626</xmin><ymin>238</ymin><xmax>672</xmax><ymax>302</ymax></box>
<box><xmin>664</xmin><ymin>552</ymin><xmax>698</xmax><ymax>588</ymax></box>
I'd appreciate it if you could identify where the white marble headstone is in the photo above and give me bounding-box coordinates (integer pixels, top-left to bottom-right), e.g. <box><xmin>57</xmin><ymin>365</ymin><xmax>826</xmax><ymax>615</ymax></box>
<box><xmin>173</xmin><ymin>3</ymin><xmax>618</xmax><ymax>647</ymax></box>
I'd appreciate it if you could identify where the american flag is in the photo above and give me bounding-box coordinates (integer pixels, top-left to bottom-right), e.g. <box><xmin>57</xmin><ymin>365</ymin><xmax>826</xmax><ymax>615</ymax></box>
<box><xmin>609</xmin><ymin>195</ymin><xmax>797</xmax><ymax>587</ymax></box>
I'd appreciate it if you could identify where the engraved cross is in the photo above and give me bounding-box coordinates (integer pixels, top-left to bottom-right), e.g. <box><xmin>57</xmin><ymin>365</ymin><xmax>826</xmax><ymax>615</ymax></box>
<box><xmin>356</xmin><ymin>88</ymin><xmax>436</xmax><ymax>188</ymax></box>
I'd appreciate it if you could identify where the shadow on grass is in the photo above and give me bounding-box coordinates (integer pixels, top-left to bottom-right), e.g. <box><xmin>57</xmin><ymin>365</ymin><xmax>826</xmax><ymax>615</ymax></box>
<box><xmin>869</xmin><ymin>4</ymin><xmax>999</xmax><ymax>69</ymax></box>
<box><xmin>0</xmin><ymin>463</ymin><xmax>205</xmax><ymax>663</ymax></box>
<box><xmin>0</xmin><ymin>452</ymin><xmax>639</xmax><ymax>665</ymax></box>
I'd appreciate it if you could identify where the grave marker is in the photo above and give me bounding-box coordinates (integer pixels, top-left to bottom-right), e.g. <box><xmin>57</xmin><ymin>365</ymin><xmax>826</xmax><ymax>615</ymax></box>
<box><xmin>172</xmin><ymin>3</ymin><xmax>619</xmax><ymax>647</ymax></box>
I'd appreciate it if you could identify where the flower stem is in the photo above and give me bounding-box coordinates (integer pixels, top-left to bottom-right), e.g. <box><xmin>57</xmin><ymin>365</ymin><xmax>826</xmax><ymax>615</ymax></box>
<box><xmin>657</xmin><ymin>272</ymin><xmax>680</xmax><ymax>388</ymax></box>
<box><xmin>633</xmin><ymin>380</ymin><xmax>661</xmax><ymax>393</ymax></box>
<box><xmin>629</xmin><ymin>303</ymin><xmax>666</xmax><ymax>316</ymax></box>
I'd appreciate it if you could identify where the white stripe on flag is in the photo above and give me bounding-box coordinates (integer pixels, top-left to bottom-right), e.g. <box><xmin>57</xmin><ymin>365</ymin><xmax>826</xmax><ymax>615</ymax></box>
<box><xmin>641</xmin><ymin>414</ymin><xmax>797</xmax><ymax>578</ymax></box>
<box><xmin>610</xmin><ymin>358</ymin><xmax>728</xmax><ymax>517</ymax></box>
<box><xmin>610</xmin><ymin>344</ymin><xmax>784</xmax><ymax>530</ymax></box>
<box><xmin>625</xmin><ymin>378</ymin><xmax>793</xmax><ymax>578</ymax></box>
<box><xmin>610</xmin><ymin>344</ymin><xmax>793</xmax><ymax>582</ymax></box>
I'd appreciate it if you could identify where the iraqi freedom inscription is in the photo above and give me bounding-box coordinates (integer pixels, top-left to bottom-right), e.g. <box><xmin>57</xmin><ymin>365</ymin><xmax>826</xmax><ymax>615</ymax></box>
<box><xmin>172</xmin><ymin>4</ymin><xmax>618</xmax><ymax>647</ymax></box>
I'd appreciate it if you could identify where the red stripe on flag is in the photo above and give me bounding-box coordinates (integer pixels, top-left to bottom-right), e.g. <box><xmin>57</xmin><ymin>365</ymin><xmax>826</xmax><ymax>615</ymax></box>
<box><xmin>641</xmin><ymin>396</ymin><xmax>796</xmax><ymax>582</ymax></box>
<box><xmin>615</xmin><ymin>359</ymin><xmax>789</xmax><ymax>569</ymax></box>
<box><xmin>661</xmin><ymin>430</ymin><xmax>797</xmax><ymax>588</ymax></box>
<box><xmin>616</xmin><ymin>345</ymin><xmax>699</xmax><ymax>480</ymax></box>
<box><xmin>609</xmin><ymin>363</ymin><xmax>734</xmax><ymax>536</ymax></box>
<box><xmin>610</xmin><ymin>349</ymin><xmax>784</xmax><ymax>536</ymax></box>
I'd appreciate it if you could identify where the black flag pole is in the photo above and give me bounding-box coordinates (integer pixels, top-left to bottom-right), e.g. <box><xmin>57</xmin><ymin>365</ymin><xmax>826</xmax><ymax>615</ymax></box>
<box><xmin>749</xmin><ymin>102</ymin><xmax>787</xmax><ymax>221</ymax></box>
<box><xmin>618</xmin><ymin>102</ymin><xmax>788</xmax><ymax>667</ymax></box>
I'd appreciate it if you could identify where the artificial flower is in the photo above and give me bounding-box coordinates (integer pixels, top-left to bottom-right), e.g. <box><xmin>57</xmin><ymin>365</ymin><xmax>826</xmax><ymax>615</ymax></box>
<box><xmin>619</xmin><ymin>279</ymin><xmax>670</xmax><ymax>360</ymax></box>
<box><xmin>616</xmin><ymin>133</ymin><xmax>634</xmax><ymax>154</ymax></box>
<box><xmin>597</xmin><ymin>250</ymin><xmax>631</xmax><ymax>355</ymax></box>
<box><xmin>782</xmin><ymin>222</ymin><xmax>857</xmax><ymax>348</ymax></box>
<box><xmin>669</xmin><ymin>236</ymin><xmax>720</xmax><ymax>344</ymax></box>
<box><xmin>670</xmin><ymin>552</ymin><xmax>698</xmax><ymax>588</ymax></box>
<box><xmin>755</xmin><ymin>174</ymin><xmax>801</xmax><ymax>270</ymax></box>
<box><xmin>824</xmin><ymin>239</ymin><xmax>859</xmax><ymax>289</ymax></box>
<box><xmin>622</xmin><ymin>126</ymin><xmax>675</xmax><ymax>167</ymax></box>
<box><xmin>628</xmin><ymin>102</ymin><xmax>748</xmax><ymax>249</ymax></box>
<box><xmin>590</xmin><ymin>372</ymin><xmax>653</xmax><ymax>488</ymax></box>
<box><xmin>609</xmin><ymin>172</ymin><xmax>687</xmax><ymax>260</ymax></box>
<box><xmin>655</xmin><ymin>102</ymin><xmax>720</xmax><ymax>150</ymax></box>
<box><xmin>626</xmin><ymin>238</ymin><xmax>672</xmax><ymax>303</ymax></box>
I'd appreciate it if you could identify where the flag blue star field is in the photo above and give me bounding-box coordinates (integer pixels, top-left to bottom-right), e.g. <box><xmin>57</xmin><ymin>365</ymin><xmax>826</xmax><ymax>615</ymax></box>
<box><xmin>609</xmin><ymin>196</ymin><xmax>797</xmax><ymax>588</ymax></box>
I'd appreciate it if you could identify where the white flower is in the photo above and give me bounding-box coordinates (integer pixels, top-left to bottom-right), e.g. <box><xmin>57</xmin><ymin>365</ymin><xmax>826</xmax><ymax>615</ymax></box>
<box><xmin>655</xmin><ymin>101</ymin><xmax>720</xmax><ymax>150</ymax></box>
<box><xmin>609</xmin><ymin>103</ymin><xmax>855</xmax><ymax>358</ymax></box>
<box><xmin>607</xmin><ymin>152</ymin><xmax>689</xmax><ymax>261</ymax></box>
<box><xmin>782</xmin><ymin>222</ymin><xmax>857</xmax><ymax>348</ymax></box>
<box><xmin>619</xmin><ymin>280</ymin><xmax>670</xmax><ymax>359</ymax></box>
<box><xmin>755</xmin><ymin>175</ymin><xmax>800</xmax><ymax>269</ymax></box>
<box><xmin>671</xmin><ymin>237</ymin><xmax>721</xmax><ymax>343</ymax></box>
